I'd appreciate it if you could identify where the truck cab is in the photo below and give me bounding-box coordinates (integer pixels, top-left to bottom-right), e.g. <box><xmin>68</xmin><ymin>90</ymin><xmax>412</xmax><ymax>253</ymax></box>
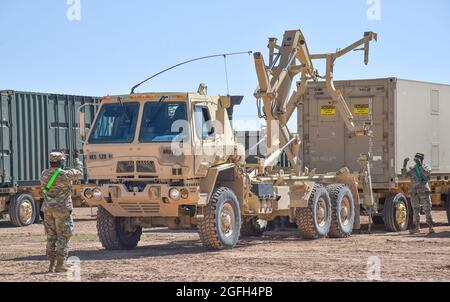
<box><xmin>81</xmin><ymin>91</ymin><xmax>247</xmax><ymax>250</ymax></box>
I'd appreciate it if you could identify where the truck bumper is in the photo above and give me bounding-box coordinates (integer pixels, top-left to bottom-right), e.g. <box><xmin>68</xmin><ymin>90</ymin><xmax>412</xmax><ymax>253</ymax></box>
<box><xmin>82</xmin><ymin>183</ymin><xmax>203</xmax><ymax>217</ymax></box>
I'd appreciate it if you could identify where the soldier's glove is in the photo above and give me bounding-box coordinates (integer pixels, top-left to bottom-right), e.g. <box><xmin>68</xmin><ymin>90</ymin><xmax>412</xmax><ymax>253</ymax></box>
<box><xmin>73</xmin><ymin>149</ymin><xmax>79</xmax><ymax>159</ymax></box>
<box><xmin>403</xmin><ymin>158</ymin><xmax>410</xmax><ymax>168</ymax></box>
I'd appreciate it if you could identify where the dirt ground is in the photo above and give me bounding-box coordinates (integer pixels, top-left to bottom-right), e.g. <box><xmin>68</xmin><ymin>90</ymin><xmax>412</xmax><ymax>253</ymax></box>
<box><xmin>0</xmin><ymin>208</ymin><xmax>449</xmax><ymax>282</ymax></box>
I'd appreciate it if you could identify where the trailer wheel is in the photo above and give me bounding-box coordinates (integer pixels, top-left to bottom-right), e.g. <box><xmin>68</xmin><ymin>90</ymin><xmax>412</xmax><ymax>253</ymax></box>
<box><xmin>384</xmin><ymin>193</ymin><xmax>410</xmax><ymax>232</ymax></box>
<box><xmin>326</xmin><ymin>184</ymin><xmax>355</xmax><ymax>238</ymax></box>
<box><xmin>9</xmin><ymin>193</ymin><xmax>37</xmax><ymax>227</ymax></box>
<box><xmin>296</xmin><ymin>184</ymin><xmax>331</xmax><ymax>239</ymax></box>
<box><xmin>240</xmin><ymin>217</ymin><xmax>267</xmax><ymax>237</ymax></box>
<box><xmin>96</xmin><ymin>207</ymin><xmax>142</xmax><ymax>250</ymax></box>
<box><xmin>198</xmin><ymin>187</ymin><xmax>241</xmax><ymax>250</ymax></box>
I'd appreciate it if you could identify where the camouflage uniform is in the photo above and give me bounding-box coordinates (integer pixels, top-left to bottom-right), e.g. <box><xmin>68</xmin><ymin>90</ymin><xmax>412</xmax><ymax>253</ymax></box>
<box><xmin>41</xmin><ymin>152</ymin><xmax>83</xmax><ymax>261</ymax></box>
<box><xmin>402</xmin><ymin>155</ymin><xmax>434</xmax><ymax>232</ymax></box>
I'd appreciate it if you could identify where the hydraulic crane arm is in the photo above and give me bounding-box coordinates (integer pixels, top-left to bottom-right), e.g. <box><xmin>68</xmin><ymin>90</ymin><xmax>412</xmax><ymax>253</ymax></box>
<box><xmin>253</xmin><ymin>30</ymin><xmax>377</xmax><ymax>175</ymax></box>
<box><xmin>311</xmin><ymin>32</ymin><xmax>378</xmax><ymax>136</ymax></box>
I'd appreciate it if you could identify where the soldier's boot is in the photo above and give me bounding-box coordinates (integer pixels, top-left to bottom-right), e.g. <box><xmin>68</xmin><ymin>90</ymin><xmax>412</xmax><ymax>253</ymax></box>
<box><xmin>55</xmin><ymin>257</ymin><xmax>68</xmax><ymax>273</ymax></box>
<box><xmin>428</xmin><ymin>223</ymin><xmax>435</xmax><ymax>234</ymax></box>
<box><xmin>48</xmin><ymin>257</ymin><xmax>56</xmax><ymax>273</ymax></box>
<box><xmin>409</xmin><ymin>225</ymin><xmax>420</xmax><ymax>234</ymax></box>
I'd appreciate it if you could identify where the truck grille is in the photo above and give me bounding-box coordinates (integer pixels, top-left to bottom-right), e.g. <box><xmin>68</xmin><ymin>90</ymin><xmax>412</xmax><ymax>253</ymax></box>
<box><xmin>117</xmin><ymin>161</ymin><xmax>135</xmax><ymax>173</ymax></box>
<box><xmin>118</xmin><ymin>203</ymin><xmax>160</xmax><ymax>215</ymax></box>
<box><xmin>136</xmin><ymin>161</ymin><xmax>156</xmax><ymax>173</ymax></box>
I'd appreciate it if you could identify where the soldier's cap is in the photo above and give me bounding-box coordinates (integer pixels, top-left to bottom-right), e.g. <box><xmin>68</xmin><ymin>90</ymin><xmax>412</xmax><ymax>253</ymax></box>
<box><xmin>49</xmin><ymin>152</ymin><xmax>65</xmax><ymax>163</ymax></box>
<box><xmin>415</xmin><ymin>153</ymin><xmax>425</xmax><ymax>160</ymax></box>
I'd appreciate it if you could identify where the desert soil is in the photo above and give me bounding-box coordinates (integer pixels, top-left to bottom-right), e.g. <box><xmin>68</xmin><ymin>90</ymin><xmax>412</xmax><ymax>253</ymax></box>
<box><xmin>1</xmin><ymin>208</ymin><xmax>449</xmax><ymax>282</ymax></box>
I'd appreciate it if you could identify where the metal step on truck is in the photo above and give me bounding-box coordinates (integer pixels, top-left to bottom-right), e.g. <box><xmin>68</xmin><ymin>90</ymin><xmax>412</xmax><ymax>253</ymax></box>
<box><xmin>0</xmin><ymin>90</ymin><xmax>100</xmax><ymax>227</ymax></box>
<box><xmin>80</xmin><ymin>29</ymin><xmax>380</xmax><ymax>250</ymax></box>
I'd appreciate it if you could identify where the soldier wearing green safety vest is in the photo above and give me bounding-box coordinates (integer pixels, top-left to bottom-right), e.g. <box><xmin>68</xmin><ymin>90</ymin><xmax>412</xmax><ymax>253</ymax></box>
<box><xmin>402</xmin><ymin>153</ymin><xmax>435</xmax><ymax>235</ymax></box>
<box><xmin>41</xmin><ymin>150</ymin><xmax>83</xmax><ymax>273</ymax></box>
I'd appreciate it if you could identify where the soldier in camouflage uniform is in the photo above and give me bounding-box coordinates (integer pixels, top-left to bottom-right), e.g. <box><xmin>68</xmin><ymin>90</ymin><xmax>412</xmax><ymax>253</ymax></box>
<box><xmin>41</xmin><ymin>150</ymin><xmax>83</xmax><ymax>273</ymax></box>
<box><xmin>402</xmin><ymin>153</ymin><xmax>435</xmax><ymax>234</ymax></box>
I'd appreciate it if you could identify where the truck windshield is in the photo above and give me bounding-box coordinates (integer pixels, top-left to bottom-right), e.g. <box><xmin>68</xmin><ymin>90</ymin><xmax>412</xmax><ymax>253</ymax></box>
<box><xmin>139</xmin><ymin>102</ymin><xmax>187</xmax><ymax>142</ymax></box>
<box><xmin>88</xmin><ymin>102</ymin><xmax>140</xmax><ymax>144</ymax></box>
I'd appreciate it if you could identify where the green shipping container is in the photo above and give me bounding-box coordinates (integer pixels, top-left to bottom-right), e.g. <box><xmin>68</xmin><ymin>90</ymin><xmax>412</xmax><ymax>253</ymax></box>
<box><xmin>0</xmin><ymin>90</ymin><xmax>101</xmax><ymax>226</ymax></box>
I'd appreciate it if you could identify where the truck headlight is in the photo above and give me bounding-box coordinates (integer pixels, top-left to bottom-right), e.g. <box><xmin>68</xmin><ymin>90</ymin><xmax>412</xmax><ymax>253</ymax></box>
<box><xmin>169</xmin><ymin>188</ymin><xmax>181</xmax><ymax>201</ymax></box>
<box><xmin>93</xmin><ymin>189</ymin><xmax>103</xmax><ymax>201</ymax></box>
<box><xmin>84</xmin><ymin>189</ymin><xmax>94</xmax><ymax>199</ymax></box>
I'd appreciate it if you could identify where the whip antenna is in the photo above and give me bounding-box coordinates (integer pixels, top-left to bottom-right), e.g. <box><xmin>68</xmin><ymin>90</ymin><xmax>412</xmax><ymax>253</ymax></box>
<box><xmin>130</xmin><ymin>51</ymin><xmax>253</xmax><ymax>94</ymax></box>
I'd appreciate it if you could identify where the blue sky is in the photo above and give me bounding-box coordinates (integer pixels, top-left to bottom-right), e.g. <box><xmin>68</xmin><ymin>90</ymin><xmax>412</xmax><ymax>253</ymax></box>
<box><xmin>1</xmin><ymin>0</ymin><xmax>449</xmax><ymax>127</ymax></box>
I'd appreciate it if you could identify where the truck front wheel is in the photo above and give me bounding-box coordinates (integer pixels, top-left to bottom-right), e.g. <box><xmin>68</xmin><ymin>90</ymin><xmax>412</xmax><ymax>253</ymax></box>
<box><xmin>198</xmin><ymin>187</ymin><xmax>241</xmax><ymax>250</ymax></box>
<box><xmin>9</xmin><ymin>193</ymin><xmax>37</xmax><ymax>227</ymax></box>
<box><xmin>97</xmin><ymin>207</ymin><xmax>142</xmax><ymax>250</ymax></box>
<box><xmin>296</xmin><ymin>184</ymin><xmax>331</xmax><ymax>239</ymax></box>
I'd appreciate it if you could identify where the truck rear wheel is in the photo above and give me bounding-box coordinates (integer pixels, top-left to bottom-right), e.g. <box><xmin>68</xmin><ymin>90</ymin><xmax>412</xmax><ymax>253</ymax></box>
<box><xmin>384</xmin><ymin>193</ymin><xmax>410</xmax><ymax>232</ymax></box>
<box><xmin>97</xmin><ymin>207</ymin><xmax>142</xmax><ymax>250</ymax></box>
<box><xmin>326</xmin><ymin>184</ymin><xmax>355</xmax><ymax>238</ymax></box>
<box><xmin>296</xmin><ymin>184</ymin><xmax>331</xmax><ymax>239</ymax></box>
<box><xmin>241</xmin><ymin>217</ymin><xmax>267</xmax><ymax>237</ymax></box>
<box><xmin>9</xmin><ymin>193</ymin><xmax>37</xmax><ymax>227</ymax></box>
<box><xmin>198</xmin><ymin>187</ymin><xmax>241</xmax><ymax>250</ymax></box>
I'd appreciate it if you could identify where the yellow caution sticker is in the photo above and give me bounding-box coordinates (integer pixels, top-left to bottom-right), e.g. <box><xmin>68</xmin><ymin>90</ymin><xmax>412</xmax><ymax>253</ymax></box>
<box><xmin>354</xmin><ymin>104</ymin><xmax>370</xmax><ymax>116</ymax></box>
<box><xmin>320</xmin><ymin>105</ymin><xmax>336</xmax><ymax>116</ymax></box>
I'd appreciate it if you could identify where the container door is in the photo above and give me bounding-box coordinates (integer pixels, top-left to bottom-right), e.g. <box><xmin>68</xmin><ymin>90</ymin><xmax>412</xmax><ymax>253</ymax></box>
<box><xmin>0</xmin><ymin>92</ymin><xmax>11</xmax><ymax>185</ymax></box>
<box><xmin>344</xmin><ymin>94</ymin><xmax>391</xmax><ymax>184</ymax></box>
<box><xmin>303</xmin><ymin>97</ymin><xmax>346</xmax><ymax>172</ymax></box>
<box><xmin>48</xmin><ymin>95</ymin><xmax>71</xmax><ymax>160</ymax></box>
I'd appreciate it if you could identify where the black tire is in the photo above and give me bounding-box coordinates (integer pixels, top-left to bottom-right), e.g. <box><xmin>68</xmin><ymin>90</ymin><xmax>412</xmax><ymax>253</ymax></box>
<box><xmin>384</xmin><ymin>193</ymin><xmax>410</xmax><ymax>232</ymax></box>
<box><xmin>326</xmin><ymin>184</ymin><xmax>355</xmax><ymax>238</ymax></box>
<box><xmin>8</xmin><ymin>193</ymin><xmax>37</xmax><ymax>227</ymax></box>
<box><xmin>198</xmin><ymin>187</ymin><xmax>241</xmax><ymax>250</ymax></box>
<box><xmin>96</xmin><ymin>207</ymin><xmax>142</xmax><ymax>250</ymax></box>
<box><xmin>296</xmin><ymin>184</ymin><xmax>331</xmax><ymax>239</ymax></box>
<box><xmin>241</xmin><ymin>217</ymin><xmax>267</xmax><ymax>237</ymax></box>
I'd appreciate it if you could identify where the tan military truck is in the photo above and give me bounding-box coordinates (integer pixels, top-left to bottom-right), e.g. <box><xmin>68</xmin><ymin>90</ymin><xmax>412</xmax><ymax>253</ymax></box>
<box><xmin>80</xmin><ymin>29</ymin><xmax>378</xmax><ymax>250</ymax></box>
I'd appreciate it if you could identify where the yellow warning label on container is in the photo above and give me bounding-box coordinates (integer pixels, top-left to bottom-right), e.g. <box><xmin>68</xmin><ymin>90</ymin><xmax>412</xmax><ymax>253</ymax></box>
<box><xmin>354</xmin><ymin>104</ymin><xmax>370</xmax><ymax>116</ymax></box>
<box><xmin>320</xmin><ymin>105</ymin><xmax>336</xmax><ymax>116</ymax></box>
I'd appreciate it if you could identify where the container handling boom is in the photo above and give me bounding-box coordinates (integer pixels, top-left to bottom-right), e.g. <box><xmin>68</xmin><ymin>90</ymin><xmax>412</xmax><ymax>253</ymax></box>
<box><xmin>253</xmin><ymin>30</ymin><xmax>377</xmax><ymax>175</ymax></box>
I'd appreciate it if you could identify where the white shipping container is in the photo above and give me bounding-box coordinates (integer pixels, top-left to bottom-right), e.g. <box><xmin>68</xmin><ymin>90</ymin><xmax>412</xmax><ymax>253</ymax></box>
<box><xmin>301</xmin><ymin>78</ymin><xmax>450</xmax><ymax>189</ymax></box>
